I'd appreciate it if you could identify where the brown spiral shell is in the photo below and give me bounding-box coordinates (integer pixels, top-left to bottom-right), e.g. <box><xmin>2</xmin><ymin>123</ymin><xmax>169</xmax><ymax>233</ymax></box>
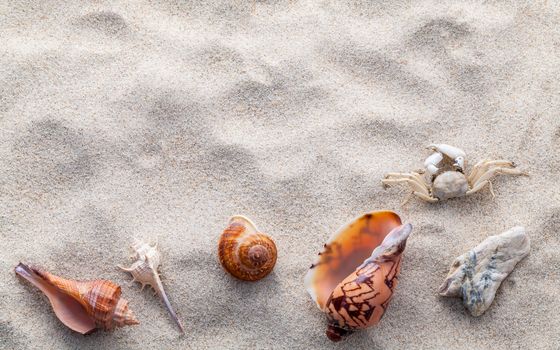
<box><xmin>15</xmin><ymin>263</ymin><xmax>138</xmax><ymax>334</ymax></box>
<box><xmin>218</xmin><ymin>215</ymin><xmax>277</xmax><ymax>281</ymax></box>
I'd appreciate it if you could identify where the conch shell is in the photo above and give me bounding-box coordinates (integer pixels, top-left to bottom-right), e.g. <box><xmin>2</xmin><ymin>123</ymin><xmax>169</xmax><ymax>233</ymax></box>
<box><xmin>119</xmin><ymin>240</ymin><xmax>184</xmax><ymax>332</ymax></box>
<box><xmin>218</xmin><ymin>215</ymin><xmax>277</xmax><ymax>281</ymax></box>
<box><xmin>15</xmin><ymin>263</ymin><xmax>138</xmax><ymax>334</ymax></box>
<box><xmin>304</xmin><ymin>211</ymin><xmax>412</xmax><ymax>341</ymax></box>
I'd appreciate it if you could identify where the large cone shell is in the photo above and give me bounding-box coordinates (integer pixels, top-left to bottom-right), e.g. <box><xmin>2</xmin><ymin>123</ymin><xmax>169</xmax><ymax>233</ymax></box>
<box><xmin>324</xmin><ymin>224</ymin><xmax>411</xmax><ymax>330</ymax></box>
<box><xmin>304</xmin><ymin>211</ymin><xmax>402</xmax><ymax>310</ymax></box>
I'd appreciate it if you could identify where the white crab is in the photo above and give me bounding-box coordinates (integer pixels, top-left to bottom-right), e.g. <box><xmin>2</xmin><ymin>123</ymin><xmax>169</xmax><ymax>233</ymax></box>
<box><xmin>382</xmin><ymin>144</ymin><xmax>528</xmax><ymax>204</ymax></box>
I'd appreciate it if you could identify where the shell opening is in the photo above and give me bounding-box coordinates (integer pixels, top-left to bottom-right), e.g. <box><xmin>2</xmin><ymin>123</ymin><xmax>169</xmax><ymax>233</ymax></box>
<box><xmin>15</xmin><ymin>263</ymin><xmax>98</xmax><ymax>334</ymax></box>
<box><xmin>304</xmin><ymin>211</ymin><xmax>403</xmax><ymax>310</ymax></box>
<box><xmin>305</xmin><ymin>211</ymin><xmax>414</xmax><ymax>341</ymax></box>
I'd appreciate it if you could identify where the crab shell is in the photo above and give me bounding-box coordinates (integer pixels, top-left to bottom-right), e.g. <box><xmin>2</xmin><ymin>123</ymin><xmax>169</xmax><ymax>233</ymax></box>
<box><xmin>432</xmin><ymin>171</ymin><xmax>469</xmax><ymax>200</ymax></box>
<box><xmin>304</xmin><ymin>211</ymin><xmax>412</xmax><ymax>341</ymax></box>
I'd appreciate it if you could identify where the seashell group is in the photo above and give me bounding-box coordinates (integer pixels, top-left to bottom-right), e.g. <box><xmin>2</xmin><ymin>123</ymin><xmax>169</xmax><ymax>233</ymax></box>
<box><xmin>218</xmin><ymin>215</ymin><xmax>277</xmax><ymax>281</ymax></box>
<box><xmin>305</xmin><ymin>211</ymin><xmax>412</xmax><ymax>341</ymax></box>
<box><xmin>439</xmin><ymin>226</ymin><xmax>530</xmax><ymax>316</ymax></box>
<box><xmin>119</xmin><ymin>240</ymin><xmax>184</xmax><ymax>332</ymax></box>
<box><xmin>15</xmin><ymin>263</ymin><xmax>138</xmax><ymax>334</ymax></box>
<box><xmin>11</xmin><ymin>140</ymin><xmax>533</xmax><ymax>342</ymax></box>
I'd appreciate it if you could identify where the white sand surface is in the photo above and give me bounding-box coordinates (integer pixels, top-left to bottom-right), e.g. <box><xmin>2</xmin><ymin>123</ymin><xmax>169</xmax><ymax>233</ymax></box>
<box><xmin>1</xmin><ymin>1</ymin><xmax>559</xmax><ymax>349</ymax></box>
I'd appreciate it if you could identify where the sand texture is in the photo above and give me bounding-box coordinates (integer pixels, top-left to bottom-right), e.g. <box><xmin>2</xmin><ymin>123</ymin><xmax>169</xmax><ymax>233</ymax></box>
<box><xmin>1</xmin><ymin>1</ymin><xmax>559</xmax><ymax>349</ymax></box>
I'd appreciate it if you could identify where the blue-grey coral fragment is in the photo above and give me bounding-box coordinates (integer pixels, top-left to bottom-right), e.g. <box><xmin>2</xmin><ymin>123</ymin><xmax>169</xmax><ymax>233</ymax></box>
<box><xmin>439</xmin><ymin>227</ymin><xmax>530</xmax><ymax>316</ymax></box>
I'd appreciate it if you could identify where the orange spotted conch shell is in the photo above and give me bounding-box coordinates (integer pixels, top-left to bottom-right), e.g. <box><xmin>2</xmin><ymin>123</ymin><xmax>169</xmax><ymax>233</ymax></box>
<box><xmin>304</xmin><ymin>211</ymin><xmax>412</xmax><ymax>341</ymax></box>
<box><xmin>15</xmin><ymin>263</ymin><xmax>138</xmax><ymax>334</ymax></box>
<box><xmin>218</xmin><ymin>215</ymin><xmax>277</xmax><ymax>281</ymax></box>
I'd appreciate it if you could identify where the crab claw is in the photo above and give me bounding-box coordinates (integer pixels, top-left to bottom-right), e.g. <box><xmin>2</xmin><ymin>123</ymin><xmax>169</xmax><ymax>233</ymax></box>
<box><xmin>428</xmin><ymin>144</ymin><xmax>467</xmax><ymax>171</ymax></box>
<box><xmin>424</xmin><ymin>152</ymin><xmax>444</xmax><ymax>175</ymax></box>
<box><xmin>427</xmin><ymin>144</ymin><xmax>466</xmax><ymax>160</ymax></box>
<box><xmin>453</xmin><ymin>156</ymin><xmax>465</xmax><ymax>172</ymax></box>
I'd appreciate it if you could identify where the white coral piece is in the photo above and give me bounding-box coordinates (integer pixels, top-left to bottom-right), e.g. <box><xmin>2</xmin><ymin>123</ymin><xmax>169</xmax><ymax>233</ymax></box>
<box><xmin>439</xmin><ymin>227</ymin><xmax>530</xmax><ymax>316</ymax></box>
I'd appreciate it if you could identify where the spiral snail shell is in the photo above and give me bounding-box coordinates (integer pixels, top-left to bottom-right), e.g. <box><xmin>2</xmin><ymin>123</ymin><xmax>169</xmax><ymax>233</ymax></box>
<box><xmin>304</xmin><ymin>211</ymin><xmax>412</xmax><ymax>341</ymax></box>
<box><xmin>218</xmin><ymin>215</ymin><xmax>277</xmax><ymax>281</ymax></box>
<box><xmin>15</xmin><ymin>263</ymin><xmax>138</xmax><ymax>334</ymax></box>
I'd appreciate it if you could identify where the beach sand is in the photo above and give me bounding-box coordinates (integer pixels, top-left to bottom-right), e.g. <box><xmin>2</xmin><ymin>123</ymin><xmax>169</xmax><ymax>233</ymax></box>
<box><xmin>1</xmin><ymin>1</ymin><xmax>559</xmax><ymax>349</ymax></box>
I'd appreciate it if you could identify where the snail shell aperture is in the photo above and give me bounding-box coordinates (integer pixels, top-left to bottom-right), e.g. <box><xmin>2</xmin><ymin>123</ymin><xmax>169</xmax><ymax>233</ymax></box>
<box><xmin>15</xmin><ymin>263</ymin><xmax>138</xmax><ymax>334</ymax></box>
<box><xmin>218</xmin><ymin>215</ymin><xmax>277</xmax><ymax>281</ymax></box>
<box><xmin>304</xmin><ymin>211</ymin><xmax>412</xmax><ymax>341</ymax></box>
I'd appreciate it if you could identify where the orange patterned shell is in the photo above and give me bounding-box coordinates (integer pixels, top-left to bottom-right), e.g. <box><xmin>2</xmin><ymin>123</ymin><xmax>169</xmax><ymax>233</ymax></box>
<box><xmin>218</xmin><ymin>215</ymin><xmax>277</xmax><ymax>281</ymax></box>
<box><xmin>15</xmin><ymin>263</ymin><xmax>138</xmax><ymax>334</ymax></box>
<box><xmin>304</xmin><ymin>211</ymin><xmax>412</xmax><ymax>341</ymax></box>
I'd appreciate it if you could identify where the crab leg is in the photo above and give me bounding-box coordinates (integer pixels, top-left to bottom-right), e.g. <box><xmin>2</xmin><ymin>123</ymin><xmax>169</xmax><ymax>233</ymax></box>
<box><xmin>411</xmin><ymin>191</ymin><xmax>439</xmax><ymax>203</ymax></box>
<box><xmin>383</xmin><ymin>173</ymin><xmax>433</xmax><ymax>201</ymax></box>
<box><xmin>382</xmin><ymin>179</ymin><xmax>430</xmax><ymax>196</ymax></box>
<box><xmin>467</xmin><ymin>167</ymin><xmax>527</xmax><ymax>198</ymax></box>
<box><xmin>382</xmin><ymin>178</ymin><xmax>438</xmax><ymax>204</ymax></box>
<box><xmin>467</xmin><ymin>159</ymin><xmax>490</xmax><ymax>184</ymax></box>
<box><xmin>384</xmin><ymin>172</ymin><xmax>428</xmax><ymax>188</ymax></box>
<box><xmin>473</xmin><ymin>167</ymin><xmax>527</xmax><ymax>186</ymax></box>
<box><xmin>382</xmin><ymin>175</ymin><xmax>431</xmax><ymax>196</ymax></box>
<box><xmin>401</xmin><ymin>192</ymin><xmax>414</xmax><ymax>206</ymax></box>
<box><xmin>466</xmin><ymin>180</ymin><xmax>495</xmax><ymax>198</ymax></box>
<box><xmin>468</xmin><ymin>160</ymin><xmax>517</xmax><ymax>184</ymax></box>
